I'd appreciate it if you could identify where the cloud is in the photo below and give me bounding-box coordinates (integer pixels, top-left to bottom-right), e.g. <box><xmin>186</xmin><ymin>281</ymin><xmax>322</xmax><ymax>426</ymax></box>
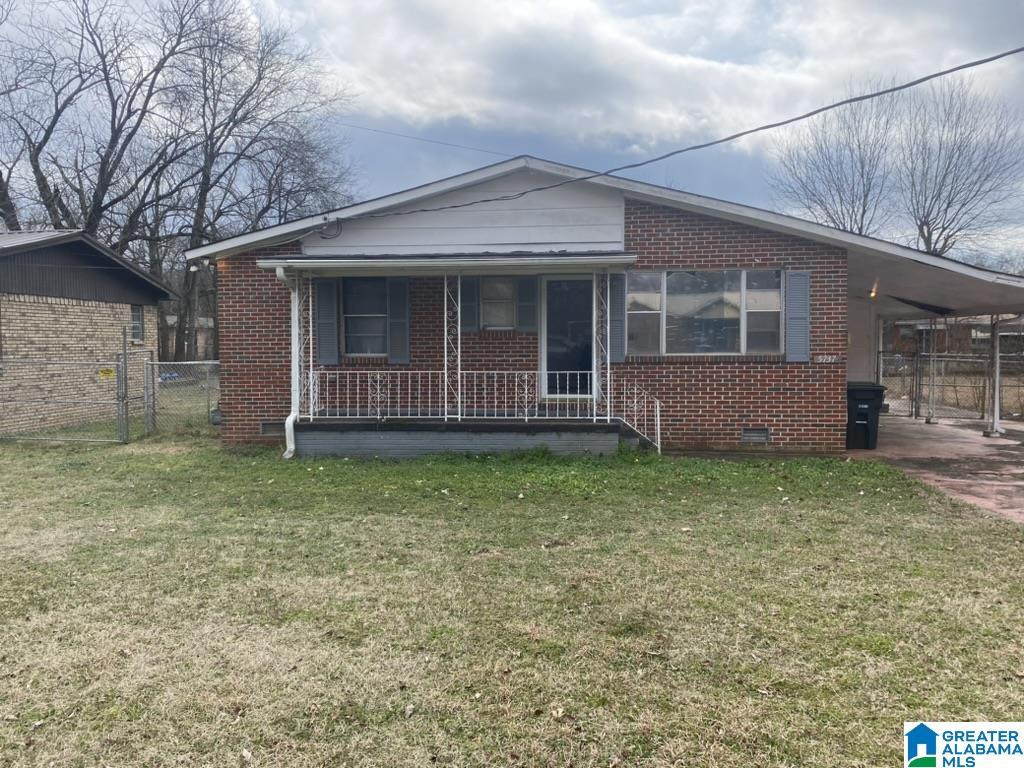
<box><xmin>269</xmin><ymin>0</ymin><xmax>1024</xmax><ymax>151</ymax></box>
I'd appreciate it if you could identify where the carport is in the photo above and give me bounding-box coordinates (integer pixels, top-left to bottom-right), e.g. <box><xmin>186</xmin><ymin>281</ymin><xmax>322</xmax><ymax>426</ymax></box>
<box><xmin>843</xmin><ymin>236</ymin><xmax>1024</xmax><ymax>437</ymax></box>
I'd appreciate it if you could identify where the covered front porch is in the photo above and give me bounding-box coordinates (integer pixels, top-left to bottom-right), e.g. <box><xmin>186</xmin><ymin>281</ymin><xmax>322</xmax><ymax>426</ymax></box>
<box><xmin>264</xmin><ymin>253</ymin><xmax>663</xmax><ymax>457</ymax></box>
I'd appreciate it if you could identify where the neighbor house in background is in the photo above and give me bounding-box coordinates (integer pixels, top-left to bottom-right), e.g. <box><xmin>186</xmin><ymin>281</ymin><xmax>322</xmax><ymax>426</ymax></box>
<box><xmin>885</xmin><ymin>315</ymin><xmax>1024</xmax><ymax>357</ymax></box>
<box><xmin>185</xmin><ymin>156</ymin><xmax>1024</xmax><ymax>457</ymax></box>
<box><xmin>0</xmin><ymin>230</ymin><xmax>173</xmax><ymax>433</ymax></box>
<box><xmin>162</xmin><ymin>314</ymin><xmax>217</xmax><ymax>361</ymax></box>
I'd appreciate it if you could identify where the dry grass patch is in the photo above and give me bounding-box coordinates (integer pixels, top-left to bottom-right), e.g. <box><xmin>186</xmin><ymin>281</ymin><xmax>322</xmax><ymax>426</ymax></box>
<box><xmin>1</xmin><ymin>440</ymin><xmax>1023</xmax><ymax>766</ymax></box>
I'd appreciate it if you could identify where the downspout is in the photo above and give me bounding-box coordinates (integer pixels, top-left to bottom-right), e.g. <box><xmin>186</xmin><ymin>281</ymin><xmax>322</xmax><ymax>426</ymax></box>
<box><xmin>277</xmin><ymin>267</ymin><xmax>300</xmax><ymax>458</ymax></box>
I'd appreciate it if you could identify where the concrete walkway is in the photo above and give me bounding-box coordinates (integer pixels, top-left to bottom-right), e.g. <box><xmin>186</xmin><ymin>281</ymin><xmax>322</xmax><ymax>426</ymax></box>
<box><xmin>853</xmin><ymin>418</ymin><xmax>1024</xmax><ymax>521</ymax></box>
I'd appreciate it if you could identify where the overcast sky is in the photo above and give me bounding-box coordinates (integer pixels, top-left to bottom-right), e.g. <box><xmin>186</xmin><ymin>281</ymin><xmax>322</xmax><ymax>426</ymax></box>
<box><xmin>267</xmin><ymin>0</ymin><xmax>1024</xmax><ymax>221</ymax></box>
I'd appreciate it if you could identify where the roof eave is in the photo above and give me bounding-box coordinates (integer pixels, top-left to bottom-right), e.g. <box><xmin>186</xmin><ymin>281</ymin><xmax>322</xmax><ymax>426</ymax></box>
<box><xmin>180</xmin><ymin>154</ymin><xmax>1024</xmax><ymax>292</ymax></box>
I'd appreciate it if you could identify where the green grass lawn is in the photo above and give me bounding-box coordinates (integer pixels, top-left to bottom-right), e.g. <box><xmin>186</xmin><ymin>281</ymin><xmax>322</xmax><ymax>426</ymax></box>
<box><xmin>1</xmin><ymin>440</ymin><xmax>1022</xmax><ymax>766</ymax></box>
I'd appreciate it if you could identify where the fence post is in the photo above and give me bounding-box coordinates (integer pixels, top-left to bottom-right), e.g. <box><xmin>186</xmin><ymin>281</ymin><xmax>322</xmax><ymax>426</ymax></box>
<box><xmin>143</xmin><ymin>352</ymin><xmax>156</xmax><ymax>435</ymax></box>
<box><xmin>913</xmin><ymin>353</ymin><xmax>922</xmax><ymax>419</ymax></box>
<box><xmin>117</xmin><ymin>326</ymin><xmax>130</xmax><ymax>443</ymax></box>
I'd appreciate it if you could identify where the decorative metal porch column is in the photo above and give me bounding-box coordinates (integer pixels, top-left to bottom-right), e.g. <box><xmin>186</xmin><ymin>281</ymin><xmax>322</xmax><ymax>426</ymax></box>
<box><xmin>593</xmin><ymin>271</ymin><xmax>611</xmax><ymax>422</ymax></box>
<box><xmin>299</xmin><ymin>275</ymin><xmax>317</xmax><ymax>418</ymax></box>
<box><xmin>443</xmin><ymin>274</ymin><xmax>462</xmax><ymax>420</ymax></box>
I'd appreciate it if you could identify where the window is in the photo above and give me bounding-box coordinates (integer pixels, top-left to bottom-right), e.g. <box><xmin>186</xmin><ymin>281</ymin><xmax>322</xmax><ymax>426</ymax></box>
<box><xmin>342</xmin><ymin>277</ymin><xmax>387</xmax><ymax>355</ymax></box>
<box><xmin>626</xmin><ymin>270</ymin><xmax>784</xmax><ymax>355</ymax></box>
<box><xmin>130</xmin><ymin>304</ymin><xmax>144</xmax><ymax>341</ymax></box>
<box><xmin>480</xmin><ymin>277</ymin><xmax>516</xmax><ymax>329</ymax></box>
<box><xmin>666</xmin><ymin>270</ymin><xmax>741</xmax><ymax>353</ymax></box>
<box><xmin>626</xmin><ymin>272</ymin><xmax>662</xmax><ymax>355</ymax></box>
<box><xmin>744</xmin><ymin>270</ymin><xmax>782</xmax><ymax>353</ymax></box>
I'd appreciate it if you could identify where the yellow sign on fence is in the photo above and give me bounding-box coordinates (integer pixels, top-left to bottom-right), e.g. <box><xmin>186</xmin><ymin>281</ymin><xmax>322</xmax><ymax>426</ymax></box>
<box><xmin>97</xmin><ymin>367</ymin><xmax>116</xmax><ymax>381</ymax></box>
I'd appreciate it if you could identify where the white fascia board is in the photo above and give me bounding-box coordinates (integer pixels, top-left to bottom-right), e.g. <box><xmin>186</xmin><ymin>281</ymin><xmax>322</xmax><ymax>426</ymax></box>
<box><xmin>256</xmin><ymin>253</ymin><xmax>636</xmax><ymax>275</ymax></box>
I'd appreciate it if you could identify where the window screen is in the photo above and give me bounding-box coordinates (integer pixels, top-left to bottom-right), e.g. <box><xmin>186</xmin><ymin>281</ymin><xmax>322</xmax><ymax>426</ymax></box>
<box><xmin>343</xmin><ymin>277</ymin><xmax>387</xmax><ymax>355</ymax></box>
<box><xmin>626</xmin><ymin>272</ymin><xmax>662</xmax><ymax>355</ymax></box>
<box><xmin>744</xmin><ymin>270</ymin><xmax>783</xmax><ymax>353</ymax></box>
<box><xmin>130</xmin><ymin>305</ymin><xmax>144</xmax><ymax>341</ymax></box>
<box><xmin>481</xmin><ymin>277</ymin><xmax>516</xmax><ymax>329</ymax></box>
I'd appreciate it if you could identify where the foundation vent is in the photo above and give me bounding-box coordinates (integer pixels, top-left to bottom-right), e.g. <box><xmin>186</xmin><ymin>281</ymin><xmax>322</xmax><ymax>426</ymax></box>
<box><xmin>740</xmin><ymin>427</ymin><xmax>771</xmax><ymax>444</ymax></box>
<box><xmin>260</xmin><ymin>420</ymin><xmax>286</xmax><ymax>437</ymax></box>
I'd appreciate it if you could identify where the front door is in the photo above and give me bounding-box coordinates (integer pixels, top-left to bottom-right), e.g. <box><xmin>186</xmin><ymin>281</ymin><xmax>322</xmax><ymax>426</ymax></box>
<box><xmin>543</xmin><ymin>277</ymin><xmax>593</xmax><ymax>396</ymax></box>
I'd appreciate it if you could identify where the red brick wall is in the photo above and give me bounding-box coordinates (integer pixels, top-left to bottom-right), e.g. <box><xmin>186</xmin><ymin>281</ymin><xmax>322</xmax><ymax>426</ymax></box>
<box><xmin>218</xmin><ymin>199</ymin><xmax>848</xmax><ymax>452</ymax></box>
<box><xmin>218</xmin><ymin>262</ymin><xmax>539</xmax><ymax>443</ymax></box>
<box><xmin>217</xmin><ymin>245</ymin><xmax>296</xmax><ymax>444</ymax></box>
<box><xmin>616</xmin><ymin>200</ymin><xmax>848</xmax><ymax>452</ymax></box>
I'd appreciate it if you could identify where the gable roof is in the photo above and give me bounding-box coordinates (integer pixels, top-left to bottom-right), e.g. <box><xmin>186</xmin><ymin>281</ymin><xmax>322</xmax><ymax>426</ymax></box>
<box><xmin>0</xmin><ymin>229</ymin><xmax>174</xmax><ymax>299</ymax></box>
<box><xmin>182</xmin><ymin>154</ymin><xmax>1024</xmax><ymax>293</ymax></box>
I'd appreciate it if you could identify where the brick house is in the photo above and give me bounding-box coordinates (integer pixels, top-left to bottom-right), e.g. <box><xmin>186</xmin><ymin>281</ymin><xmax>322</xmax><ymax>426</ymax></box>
<box><xmin>0</xmin><ymin>230</ymin><xmax>172</xmax><ymax>433</ymax></box>
<box><xmin>185</xmin><ymin>156</ymin><xmax>1024</xmax><ymax>456</ymax></box>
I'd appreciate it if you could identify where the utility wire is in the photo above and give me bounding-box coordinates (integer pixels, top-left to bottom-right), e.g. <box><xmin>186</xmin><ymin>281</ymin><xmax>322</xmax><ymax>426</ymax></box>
<box><xmin>352</xmin><ymin>44</ymin><xmax>1024</xmax><ymax>220</ymax></box>
<box><xmin>336</xmin><ymin>121</ymin><xmax>514</xmax><ymax>158</ymax></box>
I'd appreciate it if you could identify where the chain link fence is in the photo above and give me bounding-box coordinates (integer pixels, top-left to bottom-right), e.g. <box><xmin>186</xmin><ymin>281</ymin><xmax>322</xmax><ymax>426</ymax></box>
<box><xmin>879</xmin><ymin>352</ymin><xmax>1024</xmax><ymax>421</ymax></box>
<box><xmin>143</xmin><ymin>361</ymin><xmax>220</xmax><ymax>436</ymax></box>
<box><xmin>0</xmin><ymin>355</ymin><xmax>219</xmax><ymax>443</ymax></box>
<box><xmin>0</xmin><ymin>356</ymin><xmax>147</xmax><ymax>442</ymax></box>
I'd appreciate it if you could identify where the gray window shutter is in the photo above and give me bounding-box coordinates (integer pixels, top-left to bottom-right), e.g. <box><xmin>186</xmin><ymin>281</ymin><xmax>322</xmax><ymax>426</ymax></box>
<box><xmin>609</xmin><ymin>273</ymin><xmax>626</xmax><ymax>363</ymax></box>
<box><xmin>515</xmin><ymin>277</ymin><xmax>538</xmax><ymax>331</ymax></box>
<box><xmin>460</xmin><ymin>277</ymin><xmax>480</xmax><ymax>332</ymax></box>
<box><xmin>785</xmin><ymin>271</ymin><xmax>811</xmax><ymax>363</ymax></box>
<box><xmin>387</xmin><ymin>278</ymin><xmax>410</xmax><ymax>364</ymax></box>
<box><xmin>315</xmin><ymin>278</ymin><xmax>339</xmax><ymax>365</ymax></box>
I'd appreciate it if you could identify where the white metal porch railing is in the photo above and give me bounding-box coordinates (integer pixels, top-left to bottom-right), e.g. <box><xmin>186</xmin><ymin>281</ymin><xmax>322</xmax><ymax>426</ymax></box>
<box><xmin>305</xmin><ymin>369</ymin><xmax>662</xmax><ymax>451</ymax></box>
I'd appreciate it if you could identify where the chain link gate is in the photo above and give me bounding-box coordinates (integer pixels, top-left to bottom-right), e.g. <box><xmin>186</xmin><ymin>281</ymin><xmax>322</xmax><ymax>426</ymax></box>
<box><xmin>0</xmin><ymin>330</ymin><xmax>148</xmax><ymax>443</ymax></box>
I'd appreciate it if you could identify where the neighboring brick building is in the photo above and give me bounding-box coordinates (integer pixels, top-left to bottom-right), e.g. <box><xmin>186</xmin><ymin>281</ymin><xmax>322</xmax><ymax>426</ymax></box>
<box><xmin>0</xmin><ymin>230</ymin><xmax>172</xmax><ymax>434</ymax></box>
<box><xmin>187</xmin><ymin>156</ymin><xmax>1024</xmax><ymax>457</ymax></box>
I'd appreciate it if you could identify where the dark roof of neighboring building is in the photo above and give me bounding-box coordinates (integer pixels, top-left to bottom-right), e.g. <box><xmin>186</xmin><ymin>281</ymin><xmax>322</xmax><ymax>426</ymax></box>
<box><xmin>0</xmin><ymin>229</ymin><xmax>174</xmax><ymax>300</ymax></box>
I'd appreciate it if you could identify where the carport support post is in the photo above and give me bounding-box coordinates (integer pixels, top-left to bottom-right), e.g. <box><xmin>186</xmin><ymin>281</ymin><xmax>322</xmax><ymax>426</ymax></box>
<box><xmin>984</xmin><ymin>315</ymin><xmax>1004</xmax><ymax>437</ymax></box>
<box><xmin>925</xmin><ymin>318</ymin><xmax>937</xmax><ymax>424</ymax></box>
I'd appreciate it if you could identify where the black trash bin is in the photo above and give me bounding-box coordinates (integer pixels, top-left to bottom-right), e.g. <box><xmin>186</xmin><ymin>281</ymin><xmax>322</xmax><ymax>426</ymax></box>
<box><xmin>846</xmin><ymin>382</ymin><xmax>887</xmax><ymax>449</ymax></box>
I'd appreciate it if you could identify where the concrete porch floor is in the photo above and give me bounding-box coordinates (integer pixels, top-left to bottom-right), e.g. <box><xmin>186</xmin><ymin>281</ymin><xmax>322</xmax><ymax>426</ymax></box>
<box><xmin>852</xmin><ymin>417</ymin><xmax>1024</xmax><ymax>521</ymax></box>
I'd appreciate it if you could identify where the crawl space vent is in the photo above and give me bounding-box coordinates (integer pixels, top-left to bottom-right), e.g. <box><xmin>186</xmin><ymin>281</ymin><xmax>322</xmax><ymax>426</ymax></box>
<box><xmin>740</xmin><ymin>427</ymin><xmax>771</xmax><ymax>444</ymax></box>
<box><xmin>260</xmin><ymin>420</ymin><xmax>286</xmax><ymax>437</ymax></box>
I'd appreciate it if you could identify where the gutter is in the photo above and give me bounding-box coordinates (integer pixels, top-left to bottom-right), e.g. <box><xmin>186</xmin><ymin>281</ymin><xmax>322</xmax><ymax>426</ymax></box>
<box><xmin>277</xmin><ymin>267</ymin><xmax>299</xmax><ymax>459</ymax></box>
<box><xmin>254</xmin><ymin>253</ymin><xmax>637</xmax><ymax>274</ymax></box>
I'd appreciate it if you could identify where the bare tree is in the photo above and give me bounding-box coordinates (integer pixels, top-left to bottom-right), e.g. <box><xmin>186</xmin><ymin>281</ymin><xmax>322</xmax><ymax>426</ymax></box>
<box><xmin>898</xmin><ymin>78</ymin><xmax>1024</xmax><ymax>256</ymax></box>
<box><xmin>0</xmin><ymin>0</ymin><xmax>354</xmax><ymax>357</ymax></box>
<box><xmin>770</xmin><ymin>81</ymin><xmax>898</xmax><ymax>236</ymax></box>
<box><xmin>165</xmin><ymin>0</ymin><xmax>352</xmax><ymax>359</ymax></box>
<box><xmin>770</xmin><ymin>77</ymin><xmax>1024</xmax><ymax>260</ymax></box>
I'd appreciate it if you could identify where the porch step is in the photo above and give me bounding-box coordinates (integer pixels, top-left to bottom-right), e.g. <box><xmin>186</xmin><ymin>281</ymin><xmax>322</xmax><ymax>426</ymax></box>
<box><xmin>294</xmin><ymin>419</ymin><xmax>625</xmax><ymax>458</ymax></box>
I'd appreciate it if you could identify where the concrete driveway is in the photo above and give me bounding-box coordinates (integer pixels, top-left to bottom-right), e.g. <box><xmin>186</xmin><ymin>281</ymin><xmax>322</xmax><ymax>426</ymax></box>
<box><xmin>854</xmin><ymin>418</ymin><xmax>1024</xmax><ymax>521</ymax></box>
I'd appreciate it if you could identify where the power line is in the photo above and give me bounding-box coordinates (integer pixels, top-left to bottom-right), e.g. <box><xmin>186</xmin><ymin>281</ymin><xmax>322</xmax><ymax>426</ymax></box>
<box><xmin>352</xmin><ymin>44</ymin><xmax>1024</xmax><ymax>221</ymax></box>
<box><xmin>336</xmin><ymin>121</ymin><xmax>515</xmax><ymax>158</ymax></box>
